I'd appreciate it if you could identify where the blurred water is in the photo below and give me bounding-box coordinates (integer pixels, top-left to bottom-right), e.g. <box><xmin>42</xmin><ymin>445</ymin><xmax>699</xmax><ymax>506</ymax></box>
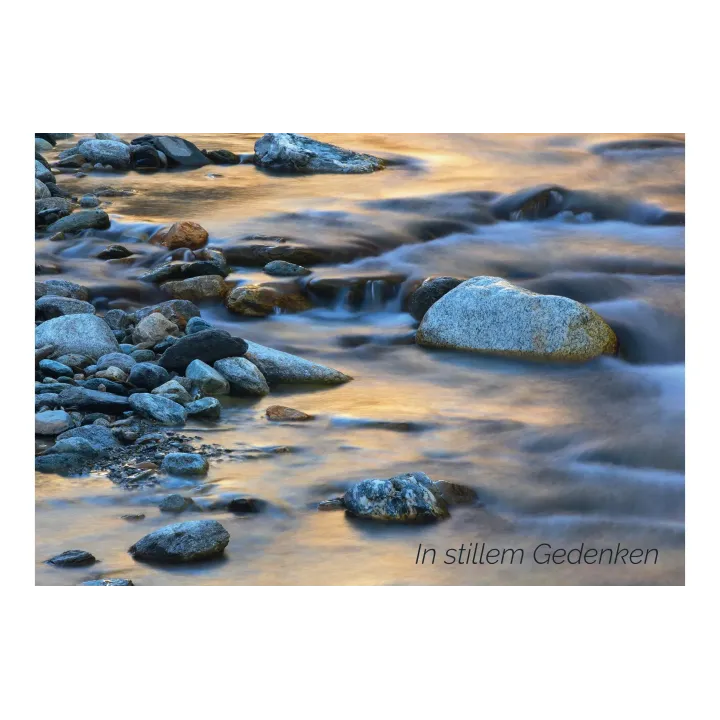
<box><xmin>35</xmin><ymin>133</ymin><xmax>684</xmax><ymax>585</ymax></box>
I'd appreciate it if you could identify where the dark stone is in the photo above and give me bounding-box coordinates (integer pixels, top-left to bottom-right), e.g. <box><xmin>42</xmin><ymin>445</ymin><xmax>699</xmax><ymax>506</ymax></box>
<box><xmin>57</xmin><ymin>386</ymin><xmax>130</xmax><ymax>413</ymax></box>
<box><xmin>134</xmin><ymin>299</ymin><xmax>200</xmax><ymax>330</ymax></box>
<box><xmin>158</xmin><ymin>330</ymin><xmax>248</xmax><ymax>373</ymax></box>
<box><xmin>185</xmin><ymin>317</ymin><xmax>213</xmax><ymax>335</ymax></box>
<box><xmin>131</xmin><ymin>144</ymin><xmax>166</xmax><ymax>171</ymax></box>
<box><xmin>81</xmin><ymin>378</ymin><xmax>128</xmax><ymax>395</ymax></box>
<box><xmin>36</xmin><ymin>453</ymin><xmax>88</xmax><ymax>476</ymax></box>
<box><xmin>98</xmin><ymin>245</ymin><xmax>133</xmax><ymax>260</ymax></box>
<box><xmin>56</xmin><ymin>425</ymin><xmax>121</xmax><ymax>454</ymax></box>
<box><xmin>128</xmin><ymin>520</ymin><xmax>230</xmax><ymax>563</ymax></box>
<box><xmin>128</xmin><ymin>362</ymin><xmax>170</xmax><ymax>390</ymax></box>
<box><xmin>81</xmin><ymin>579</ymin><xmax>134</xmax><ymax>586</ymax></box>
<box><xmin>203</xmin><ymin>149</ymin><xmax>240</xmax><ymax>164</ymax></box>
<box><xmin>131</xmin><ymin>135</ymin><xmax>210</xmax><ymax>168</ymax></box>
<box><xmin>46</xmin><ymin>550</ymin><xmax>96</xmax><ymax>567</ymax></box>
<box><xmin>39</xmin><ymin>359</ymin><xmax>73</xmax><ymax>378</ymax></box>
<box><xmin>408</xmin><ymin>277</ymin><xmax>464</xmax><ymax>321</ymax></box>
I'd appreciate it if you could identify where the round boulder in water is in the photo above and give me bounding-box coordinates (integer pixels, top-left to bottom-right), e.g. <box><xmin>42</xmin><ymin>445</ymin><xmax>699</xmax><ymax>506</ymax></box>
<box><xmin>408</xmin><ymin>276</ymin><xmax>464</xmax><ymax>322</ymax></box>
<box><xmin>128</xmin><ymin>520</ymin><xmax>229</xmax><ymax>563</ymax></box>
<box><xmin>161</xmin><ymin>453</ymin><xmax>209</xmax><ymax>477</ymax></box>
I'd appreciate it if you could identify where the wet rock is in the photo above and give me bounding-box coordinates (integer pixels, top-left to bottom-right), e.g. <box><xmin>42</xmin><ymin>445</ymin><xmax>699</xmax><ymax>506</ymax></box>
<box><xmin>36</xmin><ymin>314</ymin><xmax>119</xmax><ymax>360</ymax></box>
<box><xmin>158</xmin><ymin>329</ymin><xmax>248</xmax><ymax>373</ymax></box>
<box><xmin>161</xmin><ymin>275</ymin><xmax>230</xmax><ymax>302</ymax></box>
<box><xmin>153</xmin><ymin>221</ymin><xmax>209</xmax><ymax>251</ymax></box>
<box><xmin>185</xmin><ymin>317</ymin><xmax>213</xmax><ymax>335</ymax></box>
<box><xmin>264</xmin><ymin>260</ymin><xmax>312</xmax><ymax>277</ymax></box>
<box><xmin>43</xmin><ymin>437</ymin><xmax>99</xmax><ymax>458</ymax></box>
<box><xmin>244</xmin><ymin>340</ymin><xmax>351</xmax><ymax>385</ymax></box>
<box><xmin>46</xmin><ymin>550</ymin><xmax>97</xmax><ymax>567</ymax></box>
<box><xmin>36</xmin><ymin>197</ymin><xmax>73</xmax><ymax>224</ymax></box>
<box><xmin>131</xmin><ymin>135</ymin><xmax>211</xmax><ymax>168</ymax></box>
<box><xmin>80</xmin><ymin>195</ymin><xmax>100</xmax><ymax>208</ymax></box>
<box><xmin>56</xmin><ymin>425</ymin><xmax>121</xmax><ymax>454</ymax></box>
<box><xmin>55</xmin><ymin>354</ymin><xmax>92</xmax><ymax>370</ymax></box>
<box><xmin>35</xmin><ymin>159</ymin><xmax>55</xmax><ymax>183</ymax></box>
<box><xmin>203</xmin><ymin>148</ymin><xmax>239</xmax><ymax>164</ymax></box>
<box><xmin>128</xmin><ymin>519</ymin><xmax>229</xmax><ymax>563</ymax></box>
<box><xmin>254</xmin><ymin>133</ymin><xmax>385</xmax><ymax>174</ymax></box>
<box><xmin>81</xmin><ymin>378</ymin><xmax>128</xmax><ymax>395</ymax></box>
<box><xmin>35</xmin><ymin>344</ymin><xmax>56</xmax><ymax>368</ymax></box>
<box><xmin>161</xmin><ymin>453</ymin><xmax>209</xmax><ymax>476</ymax></box>
<box><xmin>135</xmin><ymin>299</ymin><xmax>200</xmax><ymax>330</ymax></box>
<box><xmin>39</xmin><ymin>359</ymin><xmax>73</xmax><ymax>378</ymax></box>
<box><xmin>131</xmin><ymin>144</ymin><xmax>166</xmax><ymax>170</ymax></box>
<box><xmin>35</xmin><ymin>178</ymin><xmax>50</xmax><ymax>198</ymax></box>
<box><xmin>36</xmin><ymin>410</ymin><xmax>74</xmax><ymax>436</ymax></box>
<box><xmin>58</xmin><ymin>386</ymin><xmax>130</xmax><ymax>413</ymax></box>
<box><xmin>416</xmin><ymin>276</ymin><xmax>618</xmax><ymax>361</ymax></box>
<box><xmin>128</xmin><ymin>362</ymin><xmax>170</xmax><ymax>390</ymax></box>
<box><xmin>46</xmin><ymin>209</ymin><xmax>111</xmax><ymax>234</ymax></box>
<box><xmin>151</xmin><ymin>380</ymin><xmax>193</xmax><ymax>406</ymax></box>
<box><xmin>266</xmin><ymin>405</ymin><xmax>313</xmax><ymax>422</ymax></box>
<box><xmin>590</xmin><ymin>138</ymin><xmax>685</xmax><ymax>155</ymax></box>
<box><xmin>131</xmin><ymin>349</ymin><xmax>155</xmax><ymax>363</ymax></box>
<box><xmin>95</xmin><ymin>133</ymin><xmax>125</xmax><ymax>142</ymax></box>
<box><xmin>36</xmin><ymin>279</ymin><xmax>89</xmax><ymax>301</ymax></box>
<box><xmin>408</xmin><ymin>277</ymin><xmax>464</xmax><ymax>322</ymax></box>
<box><xmin>228</xmin><ymin>283</ymin><xmax>312</xmax><ymax>317</ymax></box>
<box><xmin>185</xmin><ymin>397</ymin><xmax>222</xmax><ymax>420</ymax></box>
<box><xmin>97</xmin><ymin>352</ymin><xmax>136</xmax><ymax>374</ymax></box>
<box><xmin>342</xmin><ymin>472</ymin><xmax>449</xmax><ymax>522</ymax></box>
<box><xmin>186</xmin><ymin>360</ymin><xmax>230</xmax><ymax>395</ymax></box>
<box><xmin>213</xmin><ymin>357</ymin><xmax>269</xmax><ymax>396</ymax></box>
<box><xmin>77</xmin><ymin>139</ymin><xmax>131</xmax><ymax>169</ymax></box>
<box><xmin>102</xmin><ymin>309</ymin><xmax>131</xmax><ymax>331</ymax></box>
<box><xmin>132</xmin><ymin>313</ymin><xmax>179</xmax><ymax>345</ymax></box>
<box><xmin>223</xmin><ymin>242</ymin><xmax>330</xmax><ymax>267</ymax></box>
<box><xmin>97</xmin><ymin>244</ymin><xmax>132</xmax><ymax>260</ymax></box>
<box><xmin>36</xmin><ymin>295</ymin><xmax>95</xmax><ymax>320</ymax></box>
<box><xmin>36</xmin><ymin>393</ymin><xmax>60</xmax><ymax>410</ymax></box>
<box><xmin>81</xmin><ymin>578</ymin><xmax>134</xmax><ymax>586</ymax></box>
<box><xmin>159</xmin><ymin>494</ymin><xmax>198</xmax><ymax>513</ymax></box>
<box><xmin>95</xmin><ymin>366</ymin><xmax>128</xmax><ymax>383</ymax></box>
<box><xmin>35</xmin><ymin>453</ymin><xmax>88</xmax><ymax>475</ymax></box>
<box><xmin>129</xmin><ymin>393</ymin><xmax>187</xmax><ymax>425</ymax></box>
<box><xmin>491</xmin><ymin>185</ymin><xmax>568</xmax><ymax>221</ymax></box>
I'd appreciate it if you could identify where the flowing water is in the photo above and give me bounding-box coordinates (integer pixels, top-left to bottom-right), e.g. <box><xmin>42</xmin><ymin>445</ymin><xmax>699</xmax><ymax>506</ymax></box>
<box><xmin>35</xmin><ymin>134</ymin><xmax>685</xmax><ymax>585</ymax></box>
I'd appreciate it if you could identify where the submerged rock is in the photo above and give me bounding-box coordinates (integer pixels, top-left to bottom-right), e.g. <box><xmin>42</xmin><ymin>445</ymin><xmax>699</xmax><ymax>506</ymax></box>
<box><xmin>342</xmin><ymin>472</ymin><xmax>449</xmax><ymax>522</ymax></box>
<box><xmin>213</xmin><ymin>357</ymin><xmax>269</xmax><ymax>396</ymax></box>
<box><xmin>264</xmin><ymin>260</ymin><xmax>312</xmax><ymax>277</ymax></box>
<box><xmin>36</xmin><ymin>314</ymin><xmax>120</xmax><ymax>360</ymax></box>
<box><xmin>254</xmin><ymin>133</ymin><xmax>385</xmax><ymax>174</ymax></box>
<box><xmin>153</xmin><ymin>221</ymin><xmax>209</xmax><ymax>251</ymax></box>
<box><xmin>159</xmin><ymin>494</ymin><xmax>198</xmax><ymax>513</ymax></box>
<box><xmin>81</xmin><ymin>578</ymin><xmax>134</xmax><ymax>586</ymax></box>
<box><xmin>225</xmin><ymin>284</ymin><xmax>311</xmax><ymax>316</ymax></box>
<box><xmin>266</xmin><ymin>405</ymin><xmax>313</xmax><ymax>422</ymax></box>
<box><xmin>408</xmin><ymin>277</ymin><xmax>464</xmax><ymax>322</ymax></box>
<box><xmin>158</xmin><ymin>329</ymin><xmax>248</xmax><ymax>372</ymax></box>
<box><xmin>97</xmin><ymin>244</ymin><xmax>132</xmax><ymax>260</ymax></box>
<box><xmin>416</xmin><ymin>276</ymin><xmax>618</xmax><ymax>361</ymax></box>
<box><xmin>161</xmin><ymin>453</ymin><xmax>209</xmax><ymax>476</ymax></box>
<box><xmin>243</xmin><ymin>340</ymin><xmax>351</xmax><ymax>385</ymax></box>
<box><xmin>46</xmin><ymin>550</ymin><xmax>97</xmax><ymax>567</ymax></box>
<box><xmin>128</xmin><ymin>520</ymin><xmax>229</xmax><ymax>563</ymax></box>
<box><xmin>203</xmin><ymin>148</ymin><xmax>239</xmax><ymax>164</ymax></box>
<box><xmin>129</xmin><ymin>393</ymin><xmax>187</xmax><ymax>425</ymax></box>
<box><xmin>162</xmin><ymin>275</ymin><xmax>230</xmax><ymax>302</ymax></box>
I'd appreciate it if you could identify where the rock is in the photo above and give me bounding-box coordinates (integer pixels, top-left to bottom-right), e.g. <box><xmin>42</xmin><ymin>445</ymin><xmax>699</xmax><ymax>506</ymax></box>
<box><xmin>134</xmin><ymin>299</ymin><xmax>200</xmax><ymax>330</ymax></box>
<box><xmin>151</xmin><ymin>380</ymin><xmax>193</xmax><ymax>405</ymax></box>
<box><xmin>131</xmin><ymin>144</ymin><xmax>166</xmax><ymax>170</ymax></box>
<box><xmin>266</xmin><ymin>405</ymin><xmax>313</xmax><ymax>422</ymax></box>
<box><xmin>35</xmin><ymin>344</ymin><xmax>56</xmax><ymax>367</ymax></box>
<box><xmin>158</xmin><ymin>329</ymin><xmax>248</xmax><ymax>372</ymax></box>
<box><xmin>57</xmin><ymin>386</ymin><xmax>130</xmax><ymax>413</ymax></box>
<box><xmin>224</xmin><ymin>242</ymin><xmax>329</xmax><ymax>268</ymax></box>
<box><xmin>39</xmin><ymin>359</ymin><xmax>73</xmax><ymax>378</ymax></box>
<box><xmin>97</xmin><ymin>244</ymin><xmax>132</xmax><ymax>260</ymax></box>
<box><xmin>55</xmin><ymin>354</ymin><xmax>92</xmax><ymax>370</ymax></box>
<box><xmin>132</xmin><ymin>313</ymin><xmax>179</xmax><ymax>345</ymax></box>
<box><xmin>77</xmin><ymin>139</ymin><xmax>131</xmax><ymax>169</ymax></box>
<box><xmin>36</xmin><ymin>410</ymin><xmax>74</xmax><ymax>436</ymax></box>
<box><xmin>35</xmin><ymin>453</ymin><xmax>88</xmax><ymax>475</ymax></box>
<box><xmin>129</xmin><ymin>393</ymin><xmax>187</xmax><ymax>425</ymax></box>
<box><xmin>264</xmin><ymin>260</ymin><xmax>312</xmax><ymax>277</ymax></box>
<box><xmin>225</xmin><ymin>284</ymin><xmax>311</xmax><ymax>316</ymax></box>
<box><xmin>56</xmin><ymin>425</ymin><xmax>121</xmax><ymax>454</ymax></box>
<box><xmin>95</xmin><ymin>366</ymin><xmax>127</xmax><ymax>383</ymax></box>
<box><xmin>43</xmin><ymin>437</ymin><xmax>99</xmax><ymax>458</ymax></box>
<box><xmin>36</xmin><ymin>393</ymin><xmax>60</xmax><ymax>410</ymax></box>
<box><xmin>35</xmin><ymin>178</ymin><xmax>50</xmax><ymax>198</ymax></box>
<box><xmin>131</xmin><ymin>349</ymin><xmax>155</xmax><ymax>363</ymax></box>
<box><xmin>213</xmin><ymin>357</ymin><xmax>269</xmax><ymax>396</ymax></box>
<box><xmin>97</xmin><ymin>352</ymin><xmax>136</xmax><ymax>373</ymax></box>
<box><xmin>185</xmin><ymin>317</ymin><xmax>213</xmax><ymax>335</ymax></box>
<box><xmin>254</xmin><ymin>133</ymin><xmax>385</xmax><ymax>174</ymax></box>
<box><xmin>342</xmin><ymin>472</ymin><xmax>449</xmax><ymax>522</ymax></box>
<box><xmin>161</xmin><ymin>453</ymin><xmax>209</xmax><ymax>476</ymax></box>
<box><xmin>203</xmin><ymin>149</ymin><xmax>239</xmax><ymax>164</ymax></box>
<box><xmin>161</xmin><ymin>275</ymin><xmax>230</xmax><ymax>302</ymax></box>
<box><xmin>408</xmin><ymin>277</ymin><xmax>464</xmax><ymax>322</ymax></box>
<box><xmin>36</xmin><ymin>295</ymin><xmax>95</xmax><ymax>320</ymax></box>
<box><xmin>128</xmin><ymin>362</ymin><xmax>170</xmax><ymax>390</ymax></box>
<box><xmin>81</xmin><ymin>378</ymin><xmax>127</xmax><ymax>395</ymax></box>
<box><xmin>35</xmin><ymin>159</ymin><xmax>54</xmax><ymax>184</ymax></box>
<box><xmin>159</xmin><ymin>494</ymin><xmax>198</xmax><ymax>513</ymax></box>
<box><xmin>153</xmin><ymin>221</ymin><xmax>209</xmax><ymax>251</ymax></box>
<box><xmin>36</xmin><ymin>314</ymin><xmax>119</xmax><ymax>360</ymax></box>
<box><xmin>36</xmin><ymin>279</ymin><xmax>89</xmax><ymax>301</ymax></box>
<box><xmin>46</xmin><ymin>209</ymin><xmax>111</xmax><ymax>234</ymax></box>
<box><xmin>416</xmin><ymin>276</ymin><xmax>618</xmax><ymax>361</ymax></box>
<box><xmin>131</xmin><ymin>135</ymin><xmax>211</xmax><ymax>168</ymax></box>
<box><xmin>243</xmin><ymin>340</ymin><xmax>351</xmax><ymax>385</ymax></box>
<box><xmin>128</xmin><ymin>519</ymin><xmax>228</xmax><ymax>563</ymax></box>
<box><xmin>185</xmin><ymin>397</ymin><xmax>222</xmax><ymax>420</ymax></box>
<box><xmin>81</xmin><ymin>579</ymin><xmax>133</xmax><ymax>586</ymax></box>
<box><xmin>46</xmin><ymin>550</ymin><xmax>96</xmax><ymax>567</ymax></box>
<box><xmin>36</xmin><ymin>197</ymin><xmax>73</xmax><ymax>224</ymax></box>
<box><xmin>95</xmin><ymin>133</ymin><xmax>125</xmax><ymax>142</ymax></box>
<box><xmin>186</xmin><ymin>360</ymin><xmax>230</xmax><ymax>395</ymax></box>
<box><xmin>80</xmin><ymin>195</ymin><xmax>100</xmax><ymax>208</ymax></box>
<box><xmin>102</xmin><ymin>309</ymin><xmax>131</xmax><ymax>331</ymax></box>
<box><xmin>36</xmin><ymin>137</ymin><xmax>54</xmax><ymax>152</ymax></box>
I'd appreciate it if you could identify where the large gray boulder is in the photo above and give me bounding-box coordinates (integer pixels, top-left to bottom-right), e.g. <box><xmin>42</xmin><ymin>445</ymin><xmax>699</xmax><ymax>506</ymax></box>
<box><xmin>35</xmin><ymin>410</ymin><xmax>74</xmax><ymax>436</ymax></box>
<box><xmin>129</xmin><ymin>393</ymin><xmax>187</xmax><ymax>425</ymax></box>
<box><xmin>158</xmin><ymin>329</ymin><xmax>248</xmax><ymax>372</ymax></box>
<box><xmin>35</xmin><ymin>178</ymin><xmax>50</xmax><ymax>199</ymax></box>
<box><xmin>243</xmin><ymin>340</ymin><xmax>351</xmax><ymax>385</ymax></box>
<box><xmin>416</xmin><ymin>276</ymin><xmax>618</xmax><ymax>361</ymax></box>
<box><xmin>342</xmin><ymin>472</ymin><xmax>449</xmax><ymax>522</ymax></box>
<box><xmin>128</xmin><ymin>520</ymin><xmax>229</xmax><ymax>563</ymax></box>
<box><xmin>35</xmin><ymin>314</ymin><xmax>120</xmax><ymax>360</ymax></box>
<box><xmin>35</xmin><ymin>159</ymin><xmax>54</xmax><ymax>184</ymax></box>
<box><xmin>77</xmin><ymin>139</ymin><xmax>131</xmax><ymax>169</ymax></box>
<box><xmin>46</xmin><ymin>209</ymin><xmax>111</xmax><ymax>234</ymax></box>
<box><xmin>254</xmin><ymin>133</ymin><xmax>385</xmax><ymax>174</ymax></box>
<box><xmin>36</xmin><ymin>295</ymin><xmax>95</xmax><ymax>320</ymax></box>
<box><xmin>213</xmin><ymin>357</ymin><xmax>269</xmax><ymax>396</ymax></box>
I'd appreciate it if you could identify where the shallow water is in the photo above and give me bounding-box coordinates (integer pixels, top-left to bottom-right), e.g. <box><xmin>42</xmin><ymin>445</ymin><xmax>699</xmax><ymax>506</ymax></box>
<box><xmin>35</xmin><ymin>133</ymin><xmax>685</xmax><ymax>585</ymax></box>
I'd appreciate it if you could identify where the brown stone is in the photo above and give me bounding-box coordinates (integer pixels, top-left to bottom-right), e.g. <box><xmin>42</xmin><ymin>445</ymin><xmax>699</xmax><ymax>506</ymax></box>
<box><xmin>153</xmin><ymin>221</ymin><xmax>209</xmax><ymax>251</ymax></box>
<box><xmin>266</xmin><ymin>405</ymin><xmax>314</xmax><ymax>422</ymax></box>
<box><xmin>225</xmin><ymin>284</ymin><xmax>311</xmax><ymax>317</ymax></box>
<box><xmin>161</xmin><ymin>275</ymin><xmax>231</xmax><ymax>302</ymax></box>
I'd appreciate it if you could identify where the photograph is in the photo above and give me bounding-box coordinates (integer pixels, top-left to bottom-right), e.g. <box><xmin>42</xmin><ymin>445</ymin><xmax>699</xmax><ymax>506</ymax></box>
<box><xmin>33</xmin><ymin>132</ymin><xmax>685</xmax><ymax>586</ymax></box>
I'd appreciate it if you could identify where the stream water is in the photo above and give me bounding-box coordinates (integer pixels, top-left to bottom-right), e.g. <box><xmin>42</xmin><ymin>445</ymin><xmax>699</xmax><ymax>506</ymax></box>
<box><xmin>35</xmin><ymin>133</ymin><xmax>685</xmax><ymax>585</ymax></box>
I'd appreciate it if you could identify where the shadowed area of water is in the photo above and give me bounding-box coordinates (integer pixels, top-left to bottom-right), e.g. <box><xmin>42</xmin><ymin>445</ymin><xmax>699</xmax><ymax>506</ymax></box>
<box><xmin>35</xmin><ymin>133</ymin><xmax>684</xmax><ymax>585</ymax></box>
